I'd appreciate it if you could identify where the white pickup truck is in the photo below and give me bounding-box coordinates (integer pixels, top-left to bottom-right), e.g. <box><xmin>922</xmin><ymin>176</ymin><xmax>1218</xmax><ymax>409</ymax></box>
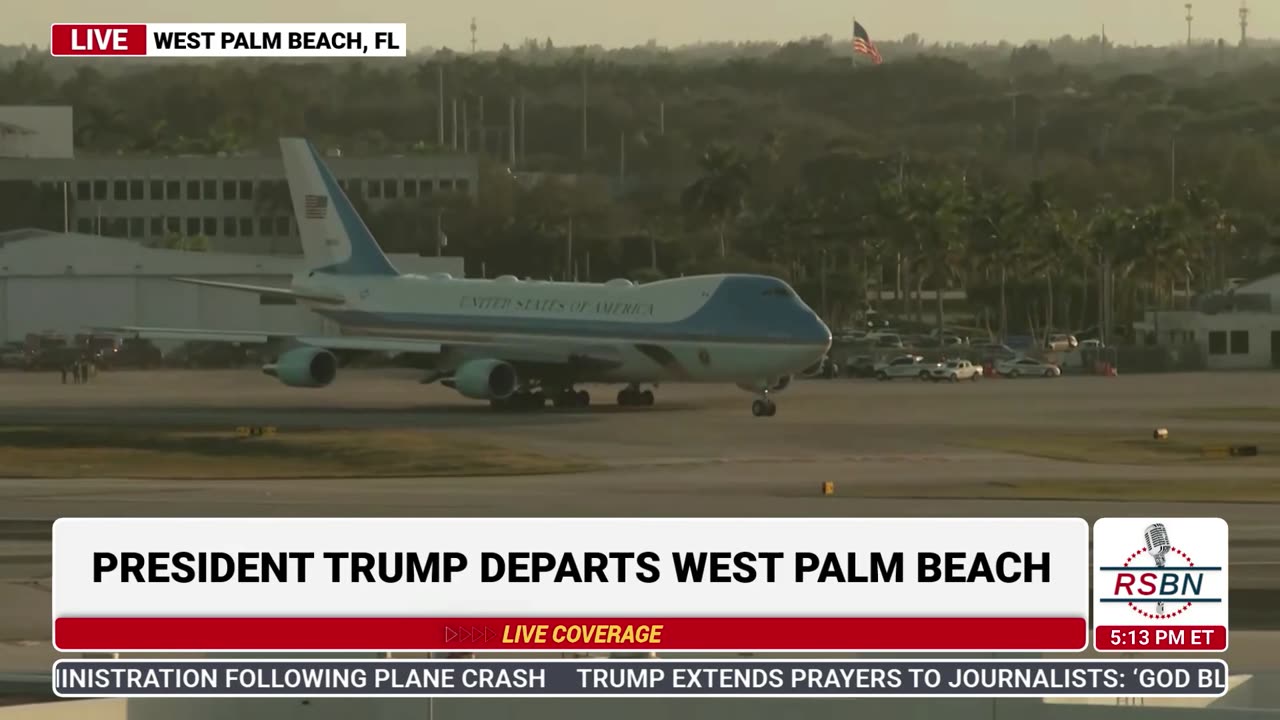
<box><xmin>874</xmin><ymin>355</ymin><xmax>938</xmax><ymax>381</ymax></box>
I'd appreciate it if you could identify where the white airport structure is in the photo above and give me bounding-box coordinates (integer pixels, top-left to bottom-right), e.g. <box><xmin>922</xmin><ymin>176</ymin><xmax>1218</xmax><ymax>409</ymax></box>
<box><xmin>0</xmin><ymin>106</ymin><xmax>479</xmax><ymax>254</ymax></box>
<box><xmin>0</xmin><ymin>229</ymin><xmax>463</xmax><ymax>343</ymax></box>
<box><xmin>1136</xmin><ymin>273</ymin><xmax>1280</xmax><ymax>370</ymax></box>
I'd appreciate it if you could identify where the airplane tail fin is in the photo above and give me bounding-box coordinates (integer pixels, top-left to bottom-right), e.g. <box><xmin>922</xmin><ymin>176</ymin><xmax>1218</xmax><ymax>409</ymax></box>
<box><xmin>279</xmin><ymin>137</ymin><xmax>399</xmax><ymax>277</ymax></box>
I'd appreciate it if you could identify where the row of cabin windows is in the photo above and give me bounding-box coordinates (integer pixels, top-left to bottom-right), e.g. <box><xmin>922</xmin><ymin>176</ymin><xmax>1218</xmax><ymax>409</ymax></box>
<box><xmin>71</xmin><ymin>178</ymin><xmax>470</xmax><ymax>202</ymax></box>
<box><xmin>76</xmin><ymin>216</ymin><xmax>294</xmax><ymax>239</ymax></box>
<box><xmin>1207</xmin><ymin>330</ymin><xmax>1250</xmax><ymax>356</ymax></box>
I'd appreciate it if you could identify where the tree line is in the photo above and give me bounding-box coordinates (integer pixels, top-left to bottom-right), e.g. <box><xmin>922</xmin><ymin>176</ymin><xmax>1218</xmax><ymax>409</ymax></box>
<box><xmin>1</xmin><ymin>42</ymin><xmax>1279</xmax><ymax>339</ymax></box>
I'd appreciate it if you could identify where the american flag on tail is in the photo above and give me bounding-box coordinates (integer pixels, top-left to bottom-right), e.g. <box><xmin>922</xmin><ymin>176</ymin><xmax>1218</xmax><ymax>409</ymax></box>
<box><xmin>853</xmin><ymin>20</ymin><xmax>883</xmax><ymax>65</ymax></box>
<box><xmin>304</xmin><ymin>194</ymin><xmax>328</xmax><ymax>219</ymax></box>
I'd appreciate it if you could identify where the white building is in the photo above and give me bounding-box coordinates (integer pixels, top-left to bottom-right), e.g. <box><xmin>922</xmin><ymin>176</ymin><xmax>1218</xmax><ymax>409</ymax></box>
<box><xmin>0</xmin><ymin>229</ymin><xmax>463</xmax><ymax>343</ymax></box>
<box><xmin>1136</xmin><ymin>274</ymin><xmax>1280</xmax><ymax>370</ymax></box>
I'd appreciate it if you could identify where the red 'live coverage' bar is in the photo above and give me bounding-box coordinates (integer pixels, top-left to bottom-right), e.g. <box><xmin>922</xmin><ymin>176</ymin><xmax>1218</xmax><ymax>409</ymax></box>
<box><xmin>55</xmin><ymin>617</ymin><xmax>1087</xmax><ymax>651</ymax></box>
<box><xmin>50</xmin><ymin>25</ymin><xmax>148</xmax><ymax>56</ymax></box>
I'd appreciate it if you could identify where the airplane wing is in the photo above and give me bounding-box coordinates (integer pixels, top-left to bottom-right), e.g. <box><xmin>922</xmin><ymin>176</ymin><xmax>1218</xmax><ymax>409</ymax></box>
<box><xmin>96</xmin><ymin>327</ymin><xmax>625</xmax><ymax>371</ymax></box>
<box><xmin>170</xmin><ymin>277</ymin><xmax>346</xmax><ymax>305</ymax></box>
<box><xmin>98</xmin><ymin>326</ymin><xmax>441</xmax><ymax>355</ymax></box>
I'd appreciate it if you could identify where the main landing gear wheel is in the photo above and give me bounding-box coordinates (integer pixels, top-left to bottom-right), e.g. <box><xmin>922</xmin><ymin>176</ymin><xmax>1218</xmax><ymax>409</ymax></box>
<box><xmin>751</xmin><ymin>399</ymin><xmax>777</xmax><ymax>417</ymax></box>
<box><xmin>617</xmin><ymin>386</ymin><xmax>656</xmax><ymax>407</ymax></box>
<box><xmin>553</xmin><ymin>388</ymin><xmax>591</xmax><ymax>408</ymax></box>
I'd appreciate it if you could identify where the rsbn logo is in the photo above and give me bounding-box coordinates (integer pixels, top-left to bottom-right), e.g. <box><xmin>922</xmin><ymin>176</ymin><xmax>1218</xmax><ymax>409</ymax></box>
<box><xmin>1100</xmin><ymin>522</ymin><xmax>1224</xmax><ymax>620</ymax></box>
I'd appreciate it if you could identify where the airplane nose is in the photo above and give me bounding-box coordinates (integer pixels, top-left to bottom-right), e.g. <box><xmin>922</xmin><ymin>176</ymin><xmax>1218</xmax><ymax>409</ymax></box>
<box><xmin>803</xmin><ymin>312</ymin><xmax>833</xmax><ymax>351</ymax></box>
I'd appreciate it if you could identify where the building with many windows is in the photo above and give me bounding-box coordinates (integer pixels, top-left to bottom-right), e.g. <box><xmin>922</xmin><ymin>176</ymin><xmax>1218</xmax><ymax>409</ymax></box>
<box><xmin>0</xmin><ymin>106</ymin><xmax>480</xmax><ymax>254</ymax></box>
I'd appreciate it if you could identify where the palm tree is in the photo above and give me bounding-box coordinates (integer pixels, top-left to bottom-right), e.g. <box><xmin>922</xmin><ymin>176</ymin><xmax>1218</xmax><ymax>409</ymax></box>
<box><xmin>966</xmin><ymin>188</ymin><xmax>1025</xmax><ymax>340</ymax></box>
<box><xmin>682</xmin><ymin>144</ymin><xmax>752</xmax><ymax>258</ymax></box>
<box><xmin>901</xmin><ymin>178</ymin><xmax>966</xmax><ymax>340</ymax></box>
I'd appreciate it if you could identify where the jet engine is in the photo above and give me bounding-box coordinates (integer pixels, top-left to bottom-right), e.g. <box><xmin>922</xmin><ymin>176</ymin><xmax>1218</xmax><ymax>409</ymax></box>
<box><xmin>452</xmin><ymin>358</ymin><xmax>519</xmax><ymax>400</ymax></box>
<box><xmin>263</xmin><ymin>346</ymin><xmax>338</xmax><ymax>388</ymax></box>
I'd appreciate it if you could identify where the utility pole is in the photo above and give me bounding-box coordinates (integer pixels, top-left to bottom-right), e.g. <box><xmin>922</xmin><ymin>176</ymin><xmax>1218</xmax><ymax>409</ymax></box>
<box><xmin>1239</xmin><ymin>1</ymin><xmax>1250</xmax><ymax>47</ymax></box>
<box><xmin>659</xmin><ymin>101</ymin><xmax>665</xmax><ymax>135</ymax></box>
<box><xmin>566</xmin><ymin>216</ymin><xmax>574</xmax><ymax>281</ymax></box>
<box><xmin>436</xmin><ymin>65</ymin><xmax>444</xmax><ymax>147</ymax></box>
<box><xmin>1009</xmin><ymin>90</ymin><xmax>1018</xmax><ymax>154</ymax></box>
<box><xmin>619</xmin><ymin>131</ymin><xmax>626</xmax><ymax>187</ymax></box>
<box><xmin>470</xmin><ymin>17</ymin><xmax>477</xmax><ymax>53</ymax></box>
<box><xmin>1031</xmin><ymin>111</ymin><xmax>1045</xmax><ymax>180</ymax></box>
<box><xmin>519</xmin><ymin>92</ymin><xmax>526</xmax><ymax>164</ymax></box>
<box><xmin>1170</xmin><ymin>133</ymin><xmax>1178</xmax><ymax>202</ymax></box>
<box><xmin>462</xmin><ymin>100</ymin><xmax>469</xmax><ymax>153</ymax></box>
<box><xmin>1185</xmin><ymin>4</ymin><xmax>1193</xmax><ymax>47</ymax></box>
<box><xmin>508</xmin><ymin>96</ymin><xmax>517</xmax><ymax>167</ymax></box>
<box><xmin>580</xmin><ymin>62</ymin><xmax>589</xmax><ymax>160</ymax></box>
<box><xmin>451</xmin><ymin>99</ymin><xmax>458</xmax><ymax>150</ymax></box>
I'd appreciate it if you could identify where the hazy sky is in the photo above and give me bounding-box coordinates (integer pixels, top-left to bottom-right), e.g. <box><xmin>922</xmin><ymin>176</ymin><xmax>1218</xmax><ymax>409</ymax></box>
<box><xmin>7</xmin><ymin>1</ymin><xmax>1273</xmax><ymax>50</ymax></box>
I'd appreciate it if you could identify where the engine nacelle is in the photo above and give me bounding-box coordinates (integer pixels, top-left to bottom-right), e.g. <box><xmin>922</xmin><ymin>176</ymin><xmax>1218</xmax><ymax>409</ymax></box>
<box><xmin>263</xmin><ymin>346</ymin><xmax>337</xmax><ymax>388</ymax></box>
<box><xmin>452</xmin><ymin>358</ymin><xmax>518</xmax><ymax>400</ymax></box>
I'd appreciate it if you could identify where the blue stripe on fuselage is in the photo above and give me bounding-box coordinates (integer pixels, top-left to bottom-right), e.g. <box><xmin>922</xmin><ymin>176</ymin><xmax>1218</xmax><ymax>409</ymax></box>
<box><xmin>306</xmin><ymin>143</ymin><xmax>399</xmax><ymax>277</ymax></box>
<box><xmin>317</xmin><ymin>275</ymin><xmax>833</xmax><ymax>346</ymax></box>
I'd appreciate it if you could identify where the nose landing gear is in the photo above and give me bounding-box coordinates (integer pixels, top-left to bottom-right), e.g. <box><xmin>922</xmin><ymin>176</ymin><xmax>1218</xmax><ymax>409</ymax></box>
<box><xmin>751</xmin><ymin>393</ymin><xmax>777</xmax><ymax>417</ymax></box>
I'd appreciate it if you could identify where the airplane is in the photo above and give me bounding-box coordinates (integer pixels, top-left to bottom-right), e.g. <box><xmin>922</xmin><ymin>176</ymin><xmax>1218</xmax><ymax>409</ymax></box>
<box><xmin>104</xmin><ymin>138</ymin><xmax>832</xmax><ymax>417</ymax></box>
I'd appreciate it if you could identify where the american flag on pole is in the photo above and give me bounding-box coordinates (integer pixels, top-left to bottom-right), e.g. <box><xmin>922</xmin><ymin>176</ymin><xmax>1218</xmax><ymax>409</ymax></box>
<box><xmin>304</xmin><ymin>194</ymin><xmax>328</xmax><ymax>219</ymax></box>
<box><xmin>853</xmin><ymin>21</ymin><xmax>883</xmax><ymax>65</ymax></box>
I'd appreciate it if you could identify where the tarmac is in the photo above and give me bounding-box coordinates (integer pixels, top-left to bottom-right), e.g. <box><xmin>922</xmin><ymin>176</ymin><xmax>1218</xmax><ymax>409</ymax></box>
<box><xmin>0</xmin><ymin>367</ymin><xmax>1278</xmax><ymax>674</ymax></box>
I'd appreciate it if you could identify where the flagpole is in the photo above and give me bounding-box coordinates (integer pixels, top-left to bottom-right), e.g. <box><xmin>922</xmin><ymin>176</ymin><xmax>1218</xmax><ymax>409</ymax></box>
<box><xmin>851</xmin><ymin>17</ymin><xmax>857</xmax><ymax>68</ymax></box>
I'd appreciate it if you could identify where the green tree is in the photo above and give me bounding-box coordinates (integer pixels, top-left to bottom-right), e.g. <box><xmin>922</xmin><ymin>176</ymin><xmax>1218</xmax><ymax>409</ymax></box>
<box><xmin>682</xmin><ymin>144</ymin><xmax>752</xmax><ymax>258</ymax></box>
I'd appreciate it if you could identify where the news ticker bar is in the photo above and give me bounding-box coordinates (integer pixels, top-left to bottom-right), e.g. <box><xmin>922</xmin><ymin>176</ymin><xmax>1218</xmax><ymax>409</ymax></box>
<box><xmin>53</xmin><ymin>659</ymin><xmax>1229</xmax><ymax>698</ymax></box>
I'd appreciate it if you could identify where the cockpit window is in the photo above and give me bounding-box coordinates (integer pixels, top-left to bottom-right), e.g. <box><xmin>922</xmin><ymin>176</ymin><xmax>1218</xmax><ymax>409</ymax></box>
<box><xmin>762</xmin><ymin>286</ymin><xmax>793</xmax><ymax>298</ymax></box>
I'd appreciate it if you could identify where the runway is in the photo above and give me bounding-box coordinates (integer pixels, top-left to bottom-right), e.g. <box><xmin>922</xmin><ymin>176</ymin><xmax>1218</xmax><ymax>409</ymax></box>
<box><xmin>0</xmin><ymin>368</ymin><xmax>1278</xmax><ymax>671</ymax></box>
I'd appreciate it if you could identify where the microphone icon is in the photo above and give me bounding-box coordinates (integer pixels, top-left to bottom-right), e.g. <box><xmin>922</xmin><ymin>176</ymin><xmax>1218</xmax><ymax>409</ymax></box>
<box><xmin>1143</xmin><ymin>523</ymin><xmax>1172</xmax><ymax>614</ymax></box>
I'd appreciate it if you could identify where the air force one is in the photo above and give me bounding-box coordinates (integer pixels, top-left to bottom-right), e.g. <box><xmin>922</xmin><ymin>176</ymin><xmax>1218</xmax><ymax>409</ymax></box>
<box><xmin>106</xmin><ymin>138</ymin><xmax>831</xmax><ymax>417</ymax></box>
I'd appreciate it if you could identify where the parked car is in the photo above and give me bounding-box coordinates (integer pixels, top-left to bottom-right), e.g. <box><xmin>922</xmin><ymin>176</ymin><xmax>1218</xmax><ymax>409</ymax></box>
<box><xmin>1045</xmin><ymin>333</ymin><xmax>1079</xmax><ymax>351</ymax></box>
<box><xmin>996</xmin><ymin>357</ymin><xmax>1062</xmax><ymax>378</ymax></box>
<box><xmin>23</xmin><ymin>332</ymin><xmax>69</xmax><ymax>370</ymax></box>
<box><xmin>1078</xmin><ymin>339</ymin><xmax>1104</xmax><ymax>350</ymax></box>
<box><xmin>0</xmin><ymin>342</ymin><xmax>26</xmax><ymax>368</ymax></box>
<box><xmin>930</xmin><ymin>359</ymin><xmax>983</xmax><ymax>382</ymax></box>
<box><xmin>971</xmin><ymin>342</ymin><xmax>1019</xmax><ymax>360</ymax></box>
<box><xmin>105</xmin><ymin>338</ymin><xmax>163</xmax><ymax>368</ymax></box>
<box><xmin>869</xmin><ymin>333</ymin><xmax>905</xmax><ymax>349</ymax></box>
<box><xmin>875</xmin><ymin>355</ymin><xmax>938</xmax><ymax>381</ymax></box>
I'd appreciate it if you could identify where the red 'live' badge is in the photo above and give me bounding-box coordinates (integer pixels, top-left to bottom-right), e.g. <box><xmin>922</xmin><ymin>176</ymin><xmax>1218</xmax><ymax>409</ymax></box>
<box><xmin>50</xmin><ymin>25</ymin><xmax>148</xmax><ymax>56</ymax></box>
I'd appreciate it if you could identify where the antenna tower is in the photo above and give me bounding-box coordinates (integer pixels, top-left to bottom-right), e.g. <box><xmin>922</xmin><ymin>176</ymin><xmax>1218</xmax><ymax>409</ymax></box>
<box><xmin>470</xmin><ymin>17</ymin><xmax>478</xmax><ymax>53</ymax></box>
<box><xmin>1239</xmin><ymin>1</ymin><xmax>1249</xmax><ymax>47</ymax></box>
<box><xmin>1184</xmin><ymin>4</ymin><xmax>1193</xmax><ymax>46</ymax></box>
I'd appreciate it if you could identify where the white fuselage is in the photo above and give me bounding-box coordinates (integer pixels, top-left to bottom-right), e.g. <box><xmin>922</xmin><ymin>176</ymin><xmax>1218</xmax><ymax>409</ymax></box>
<box><xmin>295</xmin><ymin>272</ymin><xmax>832</xmax><ymax>384</ymax></box>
